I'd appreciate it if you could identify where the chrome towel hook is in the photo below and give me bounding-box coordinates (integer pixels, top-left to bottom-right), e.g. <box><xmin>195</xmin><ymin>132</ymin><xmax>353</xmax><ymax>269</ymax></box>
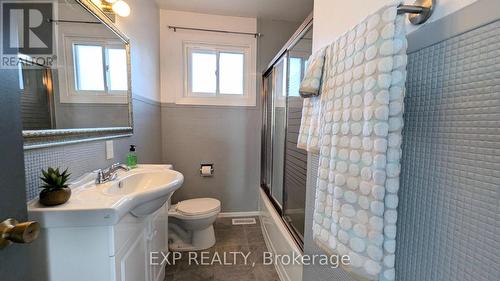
<box><xmin>397</xmin><ymin>0</ymin><xmax>435</xmax><ymax>25</ymax></box>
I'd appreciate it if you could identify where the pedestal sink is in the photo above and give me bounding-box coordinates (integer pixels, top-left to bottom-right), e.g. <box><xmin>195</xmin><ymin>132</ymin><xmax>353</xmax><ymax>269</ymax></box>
<box><xmin>28</xmin><ymin>164</ymin><xmax>184</xmax><ymax>227</ymax></box>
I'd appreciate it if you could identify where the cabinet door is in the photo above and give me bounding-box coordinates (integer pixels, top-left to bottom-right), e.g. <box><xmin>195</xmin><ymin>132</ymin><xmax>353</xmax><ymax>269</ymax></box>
<box><xmin>149</xmin><ymin>206</ymin><xmax>167</xmax><ymax>281</ymax></box>
<box><xmin>115</xmin><ymin>230</ymin><xmax>148</xmax><ymax>281</ymax></box>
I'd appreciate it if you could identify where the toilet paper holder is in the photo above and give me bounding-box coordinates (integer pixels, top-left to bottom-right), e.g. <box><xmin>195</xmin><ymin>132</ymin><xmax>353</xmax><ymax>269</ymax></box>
<box><xmin>200</xmin><ymin>164</ymin><xmax>214</xmax><ymax>177</ymax></box>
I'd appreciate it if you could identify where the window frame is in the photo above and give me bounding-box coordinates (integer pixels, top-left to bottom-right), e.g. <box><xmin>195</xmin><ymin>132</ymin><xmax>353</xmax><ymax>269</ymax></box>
<box><xmin>180</xmin><ymin>41</ymin><xmax>256</xmax><ymax>107</ymax></box>
<box><xmin>60</xmin><ymin>36</ymin><xmax>128</xmax><ymax>104</ymax></box>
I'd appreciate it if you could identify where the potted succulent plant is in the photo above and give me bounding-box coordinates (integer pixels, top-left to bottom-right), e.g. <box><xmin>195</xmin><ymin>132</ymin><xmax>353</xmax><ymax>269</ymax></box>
<box><xmin>39</xmin><ymin>167</ymin><xmax>72</xmax><ymax>206</ymax></box>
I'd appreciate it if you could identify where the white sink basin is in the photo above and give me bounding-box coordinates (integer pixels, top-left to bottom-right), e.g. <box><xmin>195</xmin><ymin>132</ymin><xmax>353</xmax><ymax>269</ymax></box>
<box><xmin>102</xmin><ymin>170</ymin><xmax>182</xmax><ymax>216</ymax></box>
<box><xmin>28</xmin><ymin>164</ymin><xmax>184</xmax><ymax>228</ymax></box>
<box><xmin>102</xmin><ymin>170</ymin><xmax>179</xmax><ymax>195</ymax></box>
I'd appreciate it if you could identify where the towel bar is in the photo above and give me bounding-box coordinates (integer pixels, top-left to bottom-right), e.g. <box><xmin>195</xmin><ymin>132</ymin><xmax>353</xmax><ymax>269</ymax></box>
<box><xmin>397</xmin><ymin>0</ymin><xmax>435</xmax><ymax>25</ymax></box>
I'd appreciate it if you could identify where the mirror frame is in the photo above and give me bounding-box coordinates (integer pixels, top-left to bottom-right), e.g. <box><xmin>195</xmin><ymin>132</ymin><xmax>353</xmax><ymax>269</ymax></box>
<box><xmin>23</xmin><ymin>0</ymin><xmax>133</xmax><ymax>150</ymax></box>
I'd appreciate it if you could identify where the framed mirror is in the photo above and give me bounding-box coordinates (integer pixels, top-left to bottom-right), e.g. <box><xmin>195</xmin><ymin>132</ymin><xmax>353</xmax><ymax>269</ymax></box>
<box><xmin>20</xmin><ymin>0</ymin><xmax>132</xmax><ymax>149</ymax></box>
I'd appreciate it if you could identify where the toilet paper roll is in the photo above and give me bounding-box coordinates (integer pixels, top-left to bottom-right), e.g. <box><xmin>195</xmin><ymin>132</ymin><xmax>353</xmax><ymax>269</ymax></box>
<box><xmin>201</xmin><ymin>165</ymin><xmax>213</xmax><ymax>176</ymax></box>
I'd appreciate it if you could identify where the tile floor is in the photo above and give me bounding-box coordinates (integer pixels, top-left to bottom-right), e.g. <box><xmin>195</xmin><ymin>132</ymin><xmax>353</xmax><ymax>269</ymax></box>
<box><xmin>165</xmin><ymin>217</ymin><xmax>280</xmax><ymax>281</ymax></box>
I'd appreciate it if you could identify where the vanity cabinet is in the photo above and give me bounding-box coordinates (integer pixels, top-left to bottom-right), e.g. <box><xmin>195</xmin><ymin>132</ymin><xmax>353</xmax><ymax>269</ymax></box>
<box><xmin>32</xmin><ymin>203</ymin><xmax>169</xmax><ymax>281</ymax></box>
<box><xmin>148</xmin><ymin>205</ymin><xmax>168</xmax><ymax>280</ymax></box>
<box><xmin>115</xmin><ymin>230</ymin><xmax>148</xmax><ymax>281</ymax></box>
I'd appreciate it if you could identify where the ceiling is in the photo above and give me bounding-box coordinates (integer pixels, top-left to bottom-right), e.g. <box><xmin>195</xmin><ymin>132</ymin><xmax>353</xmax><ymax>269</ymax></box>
<box><xmin>155</xmin><ymin>0</ymin><xmax>313</xmax><ymax>22</ymax></box>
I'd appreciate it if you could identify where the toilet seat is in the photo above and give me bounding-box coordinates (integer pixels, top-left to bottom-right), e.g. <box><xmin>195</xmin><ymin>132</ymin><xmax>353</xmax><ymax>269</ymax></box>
<box><xmin>175</xmin><ymin>198</ymin><xmax>220</xmax><ymax>216</ymax></box>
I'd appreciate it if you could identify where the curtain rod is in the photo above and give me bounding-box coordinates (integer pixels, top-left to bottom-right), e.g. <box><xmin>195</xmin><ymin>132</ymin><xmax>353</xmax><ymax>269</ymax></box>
<box><xmin>168</xmin><ymin>25</ymin><xmax>262</xmax><ymax>38</ymax></box>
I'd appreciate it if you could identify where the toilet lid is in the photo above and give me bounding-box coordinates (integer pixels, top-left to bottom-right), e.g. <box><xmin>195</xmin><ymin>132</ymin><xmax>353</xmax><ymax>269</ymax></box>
<box><xmin>176</xmin><ymin>198</ymin><xmax>221</xmax><ymax>216</ymax></box>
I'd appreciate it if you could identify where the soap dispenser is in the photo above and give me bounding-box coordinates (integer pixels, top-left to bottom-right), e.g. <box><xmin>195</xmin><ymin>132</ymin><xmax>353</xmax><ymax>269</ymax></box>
<box><xmin>127</xmin><ymin>145</ymin><xmax>137</xmax><ymax>169</ymax></box>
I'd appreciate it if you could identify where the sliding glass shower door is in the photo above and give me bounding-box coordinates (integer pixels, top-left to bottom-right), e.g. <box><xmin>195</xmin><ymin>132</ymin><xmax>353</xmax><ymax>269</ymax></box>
<box><xmin>282</xmin><ymin>27</ymin><xmax>313</xmax><ymax>237</ymax></box>
<box><xmin>261</xmin><ymin>24</ymin><xmax>313</xmax><ymax>246</ymax></box>
<box><xmin>271</xmin><ymin>57</ymin><xmax>287</xmax><ymax>207</ymax></box>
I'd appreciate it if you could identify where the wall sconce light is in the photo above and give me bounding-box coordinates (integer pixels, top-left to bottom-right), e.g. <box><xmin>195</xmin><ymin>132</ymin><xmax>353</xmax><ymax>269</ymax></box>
<box><xmin>110</xmin><ymin>0</ymin><xmax>131</xmax><ymax>17</ymax></box>
<box><xmin>91</xmin><ymin>0</ymin><xmax>130</xmax><ymax>18</ymax></box>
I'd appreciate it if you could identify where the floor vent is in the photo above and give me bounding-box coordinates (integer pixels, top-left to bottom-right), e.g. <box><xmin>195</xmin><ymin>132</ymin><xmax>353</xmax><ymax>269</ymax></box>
<box><xmin>232</xmin><ymin>218</ymin><xmax>257</xmax><ymax>225</ymax></box>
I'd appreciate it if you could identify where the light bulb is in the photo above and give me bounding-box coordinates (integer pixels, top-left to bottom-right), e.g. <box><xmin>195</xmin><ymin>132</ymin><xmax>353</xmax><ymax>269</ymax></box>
<box><xmin>112</xmin><ymin>0</ymin><xmax>130</xmax><ymax>17</ymax></box>
<box><xmin>104</xmin><ymin>0</ymin><xmax>117</xmax><ymax>3</ymax></box>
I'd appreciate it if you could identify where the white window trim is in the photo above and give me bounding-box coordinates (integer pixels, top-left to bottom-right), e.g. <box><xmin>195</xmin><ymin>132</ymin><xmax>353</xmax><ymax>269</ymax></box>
<box><xmin>59</xmin><ymin>35</ymin><xmax>128</xmax><ymax>104</ymax></box>
<box><xmin>178</xmin><ymin>41</ymin><xmax>256</xmax><ymax>107</ymax></box>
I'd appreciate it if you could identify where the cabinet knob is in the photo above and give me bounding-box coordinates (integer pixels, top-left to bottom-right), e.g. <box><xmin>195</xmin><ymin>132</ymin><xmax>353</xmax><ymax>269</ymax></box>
<box><xmin>0</xmin><ymin>218</ymin><xmax>40</xmax><ymax>249</ymax></box>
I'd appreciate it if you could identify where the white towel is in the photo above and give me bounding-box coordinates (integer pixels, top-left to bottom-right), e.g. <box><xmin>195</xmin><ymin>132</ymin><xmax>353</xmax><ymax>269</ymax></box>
<box><xmin>297</xmin><ymin>46</ymin><xmax>331</xmax><ymax>152</ymax></box>
<box><xmin>297</xmin><ymin>97</ymin><xmax>321</xmax><ymax>152</ymax></box>
<box><xmin>299</xmin><ymin>47</ymin><xmax>327</xmax><ymax>97</ymax></box>
<box><xmin>307</xmin><ymin>3</ymin><xmax>407</xmax><ymax>281</ymax></box>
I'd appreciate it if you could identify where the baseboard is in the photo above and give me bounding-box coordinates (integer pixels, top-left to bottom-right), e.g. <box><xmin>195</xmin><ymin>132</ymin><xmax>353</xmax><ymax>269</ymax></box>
<box><xmin>218</xmin><ymin>211</ymin><xmax>261</xmax><ymax>218</ymax></box>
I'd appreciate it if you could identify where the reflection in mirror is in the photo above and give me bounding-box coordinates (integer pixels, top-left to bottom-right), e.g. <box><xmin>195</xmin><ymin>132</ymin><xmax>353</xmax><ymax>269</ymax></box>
<box><xmin>19</xmin><ymin>0</ymin><xmax>131</xmax><ymax>131</ymax></box>
<box><xmin>19</xmin><ymin>62</ymin><xmax>56</xmax><ymax>130</ymax></box>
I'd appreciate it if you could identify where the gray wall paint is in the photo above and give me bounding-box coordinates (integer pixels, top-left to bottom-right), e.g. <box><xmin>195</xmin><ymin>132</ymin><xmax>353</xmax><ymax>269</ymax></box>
<box><xmin>161</xmin><ymin>18</ymin><xmax>302</xmax><ymax>212</ymax></box>
<box><xmin>303</xmin><ymin>2</ymin><xmax>500</xmax><ymax>281</ymax></box>
<box><xmin>257</xmin><ymin>19</ymin><xmax>302</xmax><ymax>73</ymax></box>
<box><xmin>24</xmin><ymin>97</ymin><xmax>163</xmax><ymax>201</ymax></box>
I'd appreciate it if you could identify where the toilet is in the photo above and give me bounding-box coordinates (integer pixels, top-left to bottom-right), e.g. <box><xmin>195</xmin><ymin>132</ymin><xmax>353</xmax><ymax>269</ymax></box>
<box><xmin>168</xmin><ymin>198</ymin><xmax>221</xmax><ymax>251</ymax></box>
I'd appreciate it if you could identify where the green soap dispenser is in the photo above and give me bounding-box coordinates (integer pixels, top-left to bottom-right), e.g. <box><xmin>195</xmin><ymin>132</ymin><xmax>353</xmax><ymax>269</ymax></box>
<box><xmin>127</xmin><ymin>145</ymin><xmax>137</xmax><ymax>168</ymax></box>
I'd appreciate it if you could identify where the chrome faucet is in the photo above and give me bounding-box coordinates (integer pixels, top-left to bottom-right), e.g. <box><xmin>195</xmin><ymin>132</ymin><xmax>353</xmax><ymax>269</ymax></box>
<box><xmin>95</xmin><ymin>163</ymin><xmax>130</xmax><ymax>184</ymax></box>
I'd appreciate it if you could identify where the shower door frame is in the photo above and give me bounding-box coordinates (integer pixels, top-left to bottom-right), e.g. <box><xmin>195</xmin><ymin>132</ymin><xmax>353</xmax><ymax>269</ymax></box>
<box><xmin>260</xmin><ymin>14</ymin><xmax>313</xmax><ymax>251</ymax></box>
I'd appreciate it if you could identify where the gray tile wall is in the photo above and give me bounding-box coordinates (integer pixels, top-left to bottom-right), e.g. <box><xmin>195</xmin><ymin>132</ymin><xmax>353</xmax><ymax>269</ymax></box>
<box><xmin>24</xmin><ymin>97</ymin><xmax>163</xmax><ymax>201</ymax></box>
<box><xmin>303</xmin><ymin>5</ymin><xmax>500</xmax><ymax>281</ymax></box>
<box><xmin>396</xmin><ymin>18</ymin><xmax>500</xmax><ymax>281</ymax></box>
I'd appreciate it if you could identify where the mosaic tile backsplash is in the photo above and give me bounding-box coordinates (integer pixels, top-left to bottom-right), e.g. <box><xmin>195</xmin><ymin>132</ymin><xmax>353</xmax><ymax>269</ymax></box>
<box><xmin>303</xmin><ymin>16</ymin><xmax>500</xmax><ymax>281</ymax></box>
<box><xmin>24</xmin><ymin>141</ymin><xmax>115</xmax><ymax>201</ymax></box>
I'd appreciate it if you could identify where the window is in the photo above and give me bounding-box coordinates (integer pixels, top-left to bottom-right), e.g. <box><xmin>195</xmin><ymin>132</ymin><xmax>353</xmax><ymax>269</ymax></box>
<box><xmin>74</xmin><ymin>44</ymin><xmax>105</xmax><ymax>91</ymax></box>
<box><xmin>190</xmin><ymin>51</ymin><xmax>217</xmax><ymax>93</ymax></box>
<box><xmin>60</xmin><ymin>36</ymin><xmax>128</xmax><ymax>104</ymax></box>
<box><xmin>106</xmin><ymin>48</ymin><xmax>128</xmax><ymax>91</ymax></box>
<box><xmin>73</xmin><ymin>44</ymin><xmax>128</xmax><ymax>94</ymax></box>
<box><xmin>219</xmin><ymin>52</ymin><xmax>244</xmax><ymax>95</ymax></box>
<box><xmin>181</xmin><ymin>42</ymin><xmax>256</xmax><ymax>106</ymax></box>
<box><xmin>188</xmin><ymin>48</ymin><xmax>245</xmax><ymax>96</ymax></box>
